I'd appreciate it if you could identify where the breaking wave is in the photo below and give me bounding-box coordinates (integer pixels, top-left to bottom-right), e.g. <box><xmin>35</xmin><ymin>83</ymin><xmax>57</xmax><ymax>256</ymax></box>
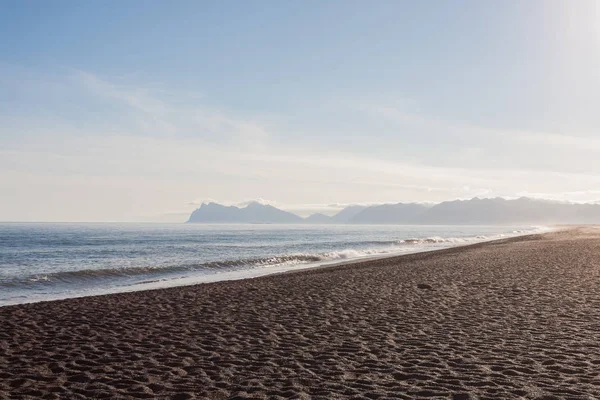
<box><xmin>1</xmin><ymin>229</ymin><xmax>546</xmax><ymax>289</ymax></box>
<box><xmin>1</xmin><ymin>254</ymin><xmax>324</xmax><ymax>287</ymax></box>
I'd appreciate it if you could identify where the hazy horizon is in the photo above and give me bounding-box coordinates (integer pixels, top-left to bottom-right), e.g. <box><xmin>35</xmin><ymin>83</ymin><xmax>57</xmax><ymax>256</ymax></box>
<box><xmin>3</xmin><ymin>195</ymin><xmax>600</xmax><ymax>223</ymax></box>
<box><xmin>2</xmin><ymin>1</ymin><xmax>600</xmax><ymax>222</ymax></box>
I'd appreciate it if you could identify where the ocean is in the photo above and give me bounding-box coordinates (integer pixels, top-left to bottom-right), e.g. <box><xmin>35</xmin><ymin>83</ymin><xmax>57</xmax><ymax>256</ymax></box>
<box><xmin>0</xmin><ymin>223</ymin><xmax>546</xmax><ymax>306</ymax></box>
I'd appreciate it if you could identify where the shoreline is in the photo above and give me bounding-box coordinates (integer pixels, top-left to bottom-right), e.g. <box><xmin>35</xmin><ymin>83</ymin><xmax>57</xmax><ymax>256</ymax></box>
<box><xmin>3</xmin><ymin>227</ymin><xmax>599</xmax><ymax>399</ymax></box>
<box><xmin>1</xmin><ymin>226</ymin><xmax>552</xmax><ymax>307</ymax></box>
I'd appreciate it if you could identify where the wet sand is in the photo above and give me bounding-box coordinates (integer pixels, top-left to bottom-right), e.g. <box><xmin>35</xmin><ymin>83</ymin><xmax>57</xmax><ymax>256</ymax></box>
<box><xmin>2</xmin><ymin>227</ymin><xmax>600</xmax><ymax>399</ymax></box>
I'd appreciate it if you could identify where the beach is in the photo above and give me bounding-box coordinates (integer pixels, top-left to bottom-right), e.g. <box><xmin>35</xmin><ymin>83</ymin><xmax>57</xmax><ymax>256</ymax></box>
<box><xmin>1</xmin><ymin>227</ymin><xmax>600</xmax><ymax>399</ymax></box>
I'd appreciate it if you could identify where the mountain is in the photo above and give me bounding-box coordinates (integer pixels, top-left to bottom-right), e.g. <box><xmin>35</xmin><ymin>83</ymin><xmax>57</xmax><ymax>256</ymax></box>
<box><xmin>419</xmin><ymin>197</ymin><xmax>600</xmax><ymax>225</ymax></box>
<box><xmin>187</xmin><ymin>198</ymin><xmax>600</xmax><ymax>225</ymax></box>
<box><xmin>187</xmin><ymin>203</ymin><xmax>371</xmax><ymax>224</ymax></box>
<box><xmin>350</xmin><ymin>203</ymin><xmax>430</xmax><ymax>224</ymax></box>
<box><xmin>420</xmin><ymin>197</ymin><xmax>517</xmax><ymax>225</ymax></box>
<box><xmin>187</xmin><ymin>202</ymin><xmax>303</xmax><ymax>224</ymax></box>
<box><xmin>330</xmin><ymin>205</ymin><xmax>367</xmax><ymax>223</ymax></box>
<box><xmin>304</xmin><ymin>213</ymin><xmax>334</xmax><ymax>224</ymax></box>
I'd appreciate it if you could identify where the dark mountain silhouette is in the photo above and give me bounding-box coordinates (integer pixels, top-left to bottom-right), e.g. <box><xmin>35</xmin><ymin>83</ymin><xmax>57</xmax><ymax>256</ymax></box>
<box><xmin>187</xmin><ymin>202</ymin><xmax>303</xmax><ymax>224</ymax></box>
<box><xmin>187</xmin><ymin>198</ymin><xmax>600</xmax><ymax>225</ymax></box>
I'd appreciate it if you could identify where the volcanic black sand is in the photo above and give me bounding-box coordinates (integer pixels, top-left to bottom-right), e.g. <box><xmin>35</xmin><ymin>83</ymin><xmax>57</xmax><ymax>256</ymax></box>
<box><xmin>2</xmin><ymin>227</ymin><xmax>600</xmax><ymax>399</ymax></box>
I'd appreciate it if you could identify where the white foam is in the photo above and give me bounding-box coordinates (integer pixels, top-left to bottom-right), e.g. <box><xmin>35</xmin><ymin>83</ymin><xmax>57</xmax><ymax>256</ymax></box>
<box><xmin>0</xmin><ymin>226</ymin><xmax>553</xmax><ymax>306</ymax></box>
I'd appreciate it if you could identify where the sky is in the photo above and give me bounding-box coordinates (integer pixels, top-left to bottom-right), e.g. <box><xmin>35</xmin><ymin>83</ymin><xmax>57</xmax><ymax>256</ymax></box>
<box><xmin>1</xmin><ymin>0</ymin><xmax>600</xmax><ymax>222</ymax></box>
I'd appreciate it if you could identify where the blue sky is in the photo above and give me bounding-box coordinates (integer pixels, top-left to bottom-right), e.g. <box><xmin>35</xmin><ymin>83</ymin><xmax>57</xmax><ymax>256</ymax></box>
<box><xmin>1</xmin><ymin>1</ymin><xmax>600</xmax><ymax>221</ymax></box>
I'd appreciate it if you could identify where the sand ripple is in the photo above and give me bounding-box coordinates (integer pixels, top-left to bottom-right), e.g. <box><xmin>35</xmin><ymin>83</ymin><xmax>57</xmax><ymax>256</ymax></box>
<box><xmin>1</xmin><ymin>228</ymin><xmax>600</xmax><ymax>399</ymax></box>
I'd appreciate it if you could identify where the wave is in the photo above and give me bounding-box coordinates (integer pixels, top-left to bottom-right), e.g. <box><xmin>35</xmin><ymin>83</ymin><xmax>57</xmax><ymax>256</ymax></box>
<box><xmin>1</xmin><ymin>228</ymin><xmax>546</xmax><ymax>289</ymax></box>
<box><xmin>0</xmin><ymin>254</ymin><xmax>325</xmax><ymax>287</ymax></box>
<box><xmin>398</xmin><ymin>235</ymin><xmax>492</xmax><ymax>244</ymax></box>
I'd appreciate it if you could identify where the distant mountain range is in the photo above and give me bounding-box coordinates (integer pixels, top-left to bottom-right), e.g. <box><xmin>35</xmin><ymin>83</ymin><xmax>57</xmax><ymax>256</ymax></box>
<box><xmin>187</xmin><ymin>197</ymin><xmax>600</xmax><ymax>225</ymax></box>
<box><xmin>187</xmin><ymin>202</ymin><xmax>303</xmax><ymax>224</ymax></box>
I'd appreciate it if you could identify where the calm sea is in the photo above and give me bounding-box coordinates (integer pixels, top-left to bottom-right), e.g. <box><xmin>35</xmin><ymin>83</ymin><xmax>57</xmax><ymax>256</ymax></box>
<box><xmin>0</xmin><ymin>223</ymin><xmax>546</xmax><ymax>306</ymax></box>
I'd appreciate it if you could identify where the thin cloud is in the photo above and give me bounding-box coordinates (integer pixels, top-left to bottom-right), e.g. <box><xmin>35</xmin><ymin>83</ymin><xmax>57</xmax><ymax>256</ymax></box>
<box><xmin>73</xmin><ymin>69</ymin><xmax>271</xmax><ymax>143</ymax></box>
<box><xmin>3</xmin><ymin>67</ymin><xmax>600</xmax><ymax>221</ymax></box>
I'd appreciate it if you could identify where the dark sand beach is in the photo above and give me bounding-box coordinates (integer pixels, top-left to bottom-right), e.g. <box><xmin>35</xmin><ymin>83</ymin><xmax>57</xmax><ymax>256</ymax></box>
<box><xmin>2</xmin><ymin>227</ymin><xmax>600</xmax><ymax>399</ymax></box>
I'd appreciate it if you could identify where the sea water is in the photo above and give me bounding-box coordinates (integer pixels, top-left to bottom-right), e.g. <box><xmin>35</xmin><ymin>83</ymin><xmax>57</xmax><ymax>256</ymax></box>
<box><xmin>0</xmin><ymin>223</ymin><xmax>547</xmax><ymax>306</ymax></box>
